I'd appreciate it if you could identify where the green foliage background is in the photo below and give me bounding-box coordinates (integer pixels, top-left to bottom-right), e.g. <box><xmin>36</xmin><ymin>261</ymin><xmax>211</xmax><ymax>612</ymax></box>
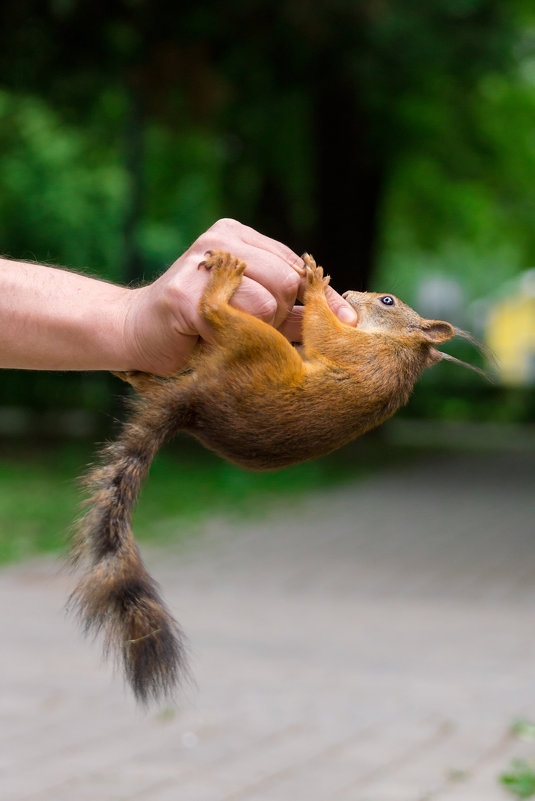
<box><xmin>1</xmin><ymin>1</ymin><xmax>534</xmax><ymax>418</ymax></box>
<box><xmin>0</xmin><ymin>2</ymin><xmax>534</xmax><ymax>290</ymax></box>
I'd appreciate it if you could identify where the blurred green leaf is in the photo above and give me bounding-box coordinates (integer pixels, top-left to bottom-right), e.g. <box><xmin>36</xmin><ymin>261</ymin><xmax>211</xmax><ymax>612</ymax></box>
<box><xmin>501</xmin><ymin>759</ymin><xmax>535</xmax><ymax>799</ymax></box>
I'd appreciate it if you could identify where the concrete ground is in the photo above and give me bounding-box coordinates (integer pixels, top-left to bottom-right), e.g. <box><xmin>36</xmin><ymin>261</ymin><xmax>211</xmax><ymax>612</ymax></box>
<box><xmin>1</xmin><ymin>443</ymin><xmax>534</xmax><ymax>800</ymax></box>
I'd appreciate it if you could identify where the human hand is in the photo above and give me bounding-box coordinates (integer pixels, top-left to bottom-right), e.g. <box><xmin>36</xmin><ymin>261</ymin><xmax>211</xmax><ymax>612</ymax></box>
<box><xmin>123</xmin><ymin>218</ymin><xmax>358</xmax><ymax>376</ymax></box>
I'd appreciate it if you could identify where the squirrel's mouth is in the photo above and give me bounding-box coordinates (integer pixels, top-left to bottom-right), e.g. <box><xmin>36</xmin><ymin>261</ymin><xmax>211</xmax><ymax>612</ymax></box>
<box><xmin>342</xmin><ymin>290</ymin><xmax>359</xmax><ymax>307</ymax></box>
<box><xmin>341</xmin><ymin>290</ymin><xmax>363</xmax><ymax>326</ymax></box>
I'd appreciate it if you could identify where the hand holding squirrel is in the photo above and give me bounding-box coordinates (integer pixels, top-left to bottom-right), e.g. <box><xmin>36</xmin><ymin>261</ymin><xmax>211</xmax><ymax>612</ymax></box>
<box><xmin>0</xmin><ymin>218</ymin><xmax>357</xmax><ymax>373</ymax></box>
<box><xmin>122</xmin><ymin>218</ymin><xmax>357</xmax><ymax>376</ymax></box>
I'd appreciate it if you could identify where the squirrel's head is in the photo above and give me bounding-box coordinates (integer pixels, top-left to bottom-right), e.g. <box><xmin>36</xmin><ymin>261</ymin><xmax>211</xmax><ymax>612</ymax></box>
<box><xmin>342</xmin><ymin>290</ymin><xmax>488</xmax><ymax>375</ymax></box>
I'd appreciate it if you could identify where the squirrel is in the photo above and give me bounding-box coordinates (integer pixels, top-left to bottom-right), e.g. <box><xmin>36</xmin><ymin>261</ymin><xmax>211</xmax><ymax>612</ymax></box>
<box><xmin>69</xmin><ymin>250</ymin><xmax>483</xmax><ymax>703</ymax></box>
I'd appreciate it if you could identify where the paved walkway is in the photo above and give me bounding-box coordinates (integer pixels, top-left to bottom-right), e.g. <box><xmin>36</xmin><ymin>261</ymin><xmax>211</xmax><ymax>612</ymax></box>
<box><xmin>1</xmin><ymin>445</ymin><xmax>534</xmax><ymax>800</ymax></box>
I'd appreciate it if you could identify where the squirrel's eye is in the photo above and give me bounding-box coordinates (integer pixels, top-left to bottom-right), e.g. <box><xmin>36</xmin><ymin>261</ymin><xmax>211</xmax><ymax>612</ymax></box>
<box><xmin>380</xmin><ymin>295</ymin><xmax>395</xmax><ymax>306</ymax></box>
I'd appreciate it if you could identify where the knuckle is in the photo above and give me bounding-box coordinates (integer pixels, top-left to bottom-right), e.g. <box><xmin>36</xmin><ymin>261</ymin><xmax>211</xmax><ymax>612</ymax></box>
<box><xmin>279</xmin><ymin>267</ymin><xmax>301</xmax><ymax>301</ymax></box>
<box><xmin>210</xmin><ymin>217</ymin><xmax>241</xmax><ymax>235</ymax></box>
<box><xmin>251</xmin><ymin>292</ymin><xmax>278</xmax><ymax>323</ymax></box>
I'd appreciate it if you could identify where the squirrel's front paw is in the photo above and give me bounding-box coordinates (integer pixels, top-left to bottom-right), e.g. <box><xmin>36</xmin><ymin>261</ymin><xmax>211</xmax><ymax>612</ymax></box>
<box><xmin>302</xmin><ymin>253</ymin><xmax>330</xmax><ymax>290</ymax></box>
<box><xmin>198</xmin><ymin>250</ymin><xmax>247</xmax><ymax>307</ymax></box>
<box><xmin>198</xmin><ymin>250</ymin><xmax>246</xmax><ymax>278</ymax></box>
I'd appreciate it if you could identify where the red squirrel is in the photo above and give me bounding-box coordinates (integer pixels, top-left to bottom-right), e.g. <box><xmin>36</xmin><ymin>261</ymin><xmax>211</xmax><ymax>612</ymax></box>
<box><xmin>70</xmin><ymin>250</ymin><xmax>481</xmax><ymax>703</ymax></box>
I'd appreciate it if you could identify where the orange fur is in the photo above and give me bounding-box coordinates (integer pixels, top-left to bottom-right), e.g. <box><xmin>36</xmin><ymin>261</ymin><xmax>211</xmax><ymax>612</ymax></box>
<box><xmin>70</xmin><ymin>251</ymin><xmax>458</xmax><ymax>703</ymax></box>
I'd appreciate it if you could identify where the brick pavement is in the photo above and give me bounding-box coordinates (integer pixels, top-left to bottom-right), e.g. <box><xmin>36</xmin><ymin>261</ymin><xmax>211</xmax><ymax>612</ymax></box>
<box><xmin>0</xmin><ymin>445</ymin><xmax>534</xmax><ymax>800</ymax></box>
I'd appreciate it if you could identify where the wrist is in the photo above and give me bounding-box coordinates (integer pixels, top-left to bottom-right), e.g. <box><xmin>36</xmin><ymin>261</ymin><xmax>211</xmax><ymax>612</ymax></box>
<box><xmin>120</xmin><ymin>284</ymin><xmax>154</xmax><ymax>373</ymax></box>
<box><xmin>93</xmin><ymin>284</ymin><xmax>138</xmax><ymax>372</ymax></box>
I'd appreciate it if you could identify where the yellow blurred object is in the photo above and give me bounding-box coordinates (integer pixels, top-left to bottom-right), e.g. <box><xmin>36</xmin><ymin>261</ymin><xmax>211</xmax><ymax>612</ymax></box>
<box><xmin>485</xmin><ymin>270</ymin><xmax>535</xmax><ymax>385</ymax></box>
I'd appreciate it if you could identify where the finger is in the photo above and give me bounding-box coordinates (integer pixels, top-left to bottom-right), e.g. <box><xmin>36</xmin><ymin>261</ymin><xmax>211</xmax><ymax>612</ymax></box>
<box><xmin>209</xmin><ymin>218</ymin><xmax>301</xmax><ymax>268</ymax></box>
<box><xmin>197</xmin><ymin>221</ymin><xmax>303</xmax><ymax>328</ymax></box>
<box><xmin>199</xmin><ymin>241</ymin><xmax>302</xmax><ymax>329</ymax></box>
<box><xmin>325</xmin><ymin>285</ymin><xmax>358</xmax><ymax>325</ymax></box>
<box><xmin>233</xmin><ymin>245</ymin><xmax>301</xmax><ymax>329</ymax></box>
<box><xmin>277</xmin><ymin>306</ymin><xmax>304</xmax><ymax>343</ymax></box>
<box><xmin>295</xmin><ymin>274</ymin><xmax>358</xmax><ymax>327</ymax></box>
<box><xmin>175</xmin><ymin>273</ymin><xmax>279</xmax><ymax>345</ymax></box>
<box><xmin>230</xmin><ymin>276</ymin><xmax>278</xmax><ymax>324</ymax></box>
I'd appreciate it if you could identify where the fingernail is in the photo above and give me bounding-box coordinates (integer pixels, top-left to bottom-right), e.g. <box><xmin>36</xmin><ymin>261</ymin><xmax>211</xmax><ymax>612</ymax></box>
<box><xmin>337</xmin><ymin>306</ymin><xmax>358</xmax><ymax>325</ymax></box>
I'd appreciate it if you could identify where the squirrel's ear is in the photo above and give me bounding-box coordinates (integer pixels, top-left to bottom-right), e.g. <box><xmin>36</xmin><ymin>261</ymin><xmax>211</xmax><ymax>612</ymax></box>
<box><xmin>419</xmin><ymin>320</ymin><xmax>455</xmax><ymax>344</ymax></box>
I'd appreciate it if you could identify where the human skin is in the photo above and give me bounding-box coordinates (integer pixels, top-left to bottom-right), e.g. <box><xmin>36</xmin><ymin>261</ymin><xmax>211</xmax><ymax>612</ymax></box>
<box><xmin>0</xmin><ymin>218</ymin><xmax>357</xmax><ymax>376</ymax></box>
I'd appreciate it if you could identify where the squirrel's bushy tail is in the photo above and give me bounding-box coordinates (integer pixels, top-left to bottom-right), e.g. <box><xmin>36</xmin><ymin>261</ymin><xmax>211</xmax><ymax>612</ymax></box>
<box><xmin>69</xmin><ymin>391</ymin><xmax>188</xmax><ymax>704</ymax></box>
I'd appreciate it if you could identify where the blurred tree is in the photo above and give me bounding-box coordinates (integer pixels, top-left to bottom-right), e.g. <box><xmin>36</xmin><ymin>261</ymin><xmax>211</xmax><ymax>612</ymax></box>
<box><xmin>375</xmin><ymin>20</ymin><xmax>535</xmax><ymax>304</ymax></box>
<box><xmin>0</xmin><ymin>91</ymin><xmax>125</xmax><ymax>278</ymax></box>
<box><xmin>0</xmin><ymin>0</ymin><xmax>527</xmax><ymax>292</ymax></box>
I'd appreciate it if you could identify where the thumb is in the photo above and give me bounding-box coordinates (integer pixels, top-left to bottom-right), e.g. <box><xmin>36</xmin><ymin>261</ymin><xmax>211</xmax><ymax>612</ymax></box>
<box><xmin>325</xmin><ymin>286</ymin><xmax>358</xmax><ymax>326</ymax></box>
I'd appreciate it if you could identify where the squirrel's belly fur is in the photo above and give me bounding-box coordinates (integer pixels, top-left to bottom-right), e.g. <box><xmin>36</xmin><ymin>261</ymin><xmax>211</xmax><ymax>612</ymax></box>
<box><xmin>188</xmin><ymin>381</ymin><xmax>395</xmax><ymax>470</ymax></box>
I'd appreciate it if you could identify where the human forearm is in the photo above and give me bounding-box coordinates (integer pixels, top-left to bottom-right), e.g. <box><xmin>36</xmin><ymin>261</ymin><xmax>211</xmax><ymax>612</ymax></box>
<box><xmin>0</xmin><ymin>258</ymin><xmax>132</xmax><ymax>371</ymax></box>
